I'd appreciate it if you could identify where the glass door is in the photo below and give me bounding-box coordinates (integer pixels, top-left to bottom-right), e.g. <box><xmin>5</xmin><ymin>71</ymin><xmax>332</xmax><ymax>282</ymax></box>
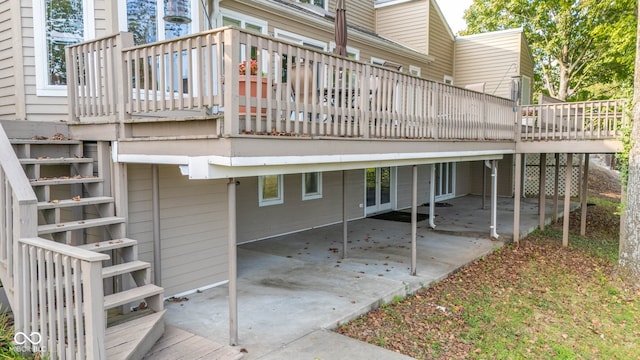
<box><xmin>434</xmin><ymin>162</ymin><xmax>455</xmax><ymax>201</ymax></box>
<box><xmin>366</xmin><ymin>167</ymin><xmax>392</xmax><ymax>214</ymax></box>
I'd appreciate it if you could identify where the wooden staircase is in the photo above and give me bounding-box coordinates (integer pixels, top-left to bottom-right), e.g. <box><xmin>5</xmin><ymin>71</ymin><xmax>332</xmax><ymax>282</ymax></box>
<box><xmin>11</xmin><ymin>137</ymin><xmax>164</xmax><ymax>359</ymax></box>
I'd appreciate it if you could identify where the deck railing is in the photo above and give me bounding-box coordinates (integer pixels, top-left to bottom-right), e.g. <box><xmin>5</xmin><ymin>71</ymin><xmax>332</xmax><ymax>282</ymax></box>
<box><xmin>67</xmin><ymin>27</ymin><xmax>517</xmax><ymax>141</ymax></box>
<box><xmin>0</xmin><ymin>124</ymin><xmax>109</xmax><ymax>359</ymax></box>
<box><xmin>520</xmin><ymin>100</ymin><xmax>628</xmax><ymax>141</ymax></box>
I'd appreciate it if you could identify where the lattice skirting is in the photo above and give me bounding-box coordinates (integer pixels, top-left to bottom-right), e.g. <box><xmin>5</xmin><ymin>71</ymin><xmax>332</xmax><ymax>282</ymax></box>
<box><xmin>524</xmin><ymin>154</ymin><xmax>582</xmax><ymax>197</ymax></box>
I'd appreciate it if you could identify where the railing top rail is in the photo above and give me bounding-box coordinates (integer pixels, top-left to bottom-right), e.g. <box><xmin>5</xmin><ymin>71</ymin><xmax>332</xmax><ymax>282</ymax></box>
<box><xmin>523</xmin><ymin>99</ymin><xmax>628</xmax><ymax>107</ymax></box>
<box><xmin>65</xmin><ymin>31</ymin><xmax>131</xmax><ymax>49</ymax></box>
<box><xmin>0</xmin><ymin>125</ymin><xmax>37</xmax><ymax>204</ymax></box>
<box><xmin>19</xmin><ymin>237</ymin><xmax>110</xmax><ymax>262</ymax></box>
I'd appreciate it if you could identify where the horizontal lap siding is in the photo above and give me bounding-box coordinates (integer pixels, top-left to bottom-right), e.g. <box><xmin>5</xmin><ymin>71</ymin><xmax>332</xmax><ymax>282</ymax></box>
<box><xmin>19</xmin><ymin>0</ymin><xmax>110</xmax><ymax>121</ymax></box>
<box><xmin>0</xmin><ymin>0</ymin><xmax>15</xmax><ymax>117</ymax></box>
<box><xmin>236</xmin><ymin>170</ymin><xmax>364</xmax><ymax>243</ymax></box>
<box><xmin>455</xmin><ymin>31</ymin><xmax>521</xmax><ymax>98</ymax></box>
<box><xmin>375</xmin><ymin>0</ymin><xmax>428</xmax><ymax>54</ymax></box>
<box><xmin>425</xmin><ymin>0</ymin><xmax>454</xmax><ymax>81</ymax></box>
<box><xmin>158</xmin><ymin>165</ymin><xmax>228</xmax><ymax>296</ymax></box>
<box><xmin>466</xmin><ymin>156</ymin><xmax>514</xmax><ymax>197</ymax></box>
<box><xmin>127</xmin><ymin>164</ymin><xmax>155</xmax><ymax>269</ymax></box>
<box><xmin>395</xmin><ymin>165</ymin><xmax>431</xmax><ymax>209</ymax></box>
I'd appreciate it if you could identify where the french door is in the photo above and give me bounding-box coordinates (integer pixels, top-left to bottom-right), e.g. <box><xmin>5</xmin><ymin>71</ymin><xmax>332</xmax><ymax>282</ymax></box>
<box><xmin>434</xmin><ymin>162</ymin><xmax>455</xmax><ymax>201</ymax></box>
<box><xmin>366</xmin><ymin>167</ymin><xmax>393</xmax><ymax>214</ymax></box>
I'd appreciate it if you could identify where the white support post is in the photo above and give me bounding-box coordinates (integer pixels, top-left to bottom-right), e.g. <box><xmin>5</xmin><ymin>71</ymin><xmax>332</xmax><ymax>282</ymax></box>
<box><xmin>429</xmin><ymin>164</ymin><xmax>436</xmax><ymax>229</ymax></box>
<box><xmin>228</xmin><ymin>178</ymin><xmax>238</xmax><ymax>346</ymax></box>
<box><xmin>411</xmin><ymin>165</ymin><xmax>417</xmax><ymax>276</ymax></box>
<box><xmin>562</xmin><ymin>153</ymin><xmax>573</xmax><ymax>247</ymax></box>
<box><xmin>513</xmin><ymin>154</ymin><xmax>522</xmax><ymax>243</ymax></box>
<box><xmin>580</xmin><ymin>154</ymin><xmax>589</xmax><ymax>236</ymax></box>
<box><xmin>342</xmin><ymin>170</ymin><xmax>348</xmax><ymax>259</ymax></box>
<box><xmin>490</xmin><ymin>160</ymin><xmax>499</xmax><ymax>239</ymax></box>
<box><xmin>539</xmin><ymin>153</ymin><xmax>547</xmax><ymax>230</ymax></box>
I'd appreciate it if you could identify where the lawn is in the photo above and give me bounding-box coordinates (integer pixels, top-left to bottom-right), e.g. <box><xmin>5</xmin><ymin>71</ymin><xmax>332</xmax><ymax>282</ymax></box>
<box><xmin>336</xmin><ymin>195</ymin><xmax>640</xmax><ymax>359</ymax></box>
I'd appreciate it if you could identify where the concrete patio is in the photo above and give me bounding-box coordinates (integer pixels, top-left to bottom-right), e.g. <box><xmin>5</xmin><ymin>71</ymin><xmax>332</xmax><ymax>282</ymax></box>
<box><xmin>163</xmin><ymin>195</ymin><xmax>573</xmax><ymax>359</ymax></box>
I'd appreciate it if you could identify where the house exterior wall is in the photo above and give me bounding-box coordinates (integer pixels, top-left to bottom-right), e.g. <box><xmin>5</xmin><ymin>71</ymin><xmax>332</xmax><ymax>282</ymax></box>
<box><xmin>454</xmin><ymin>29</ymin><xmax>525</xmax><ymax>98</ymax></box>
<box><xmin>375</xmin><ymin>0</ymin><xmax>429</xmax><ymax>54</ymax></box>
<box><xmin>395</xmin><ymin>165</ymin><xmax>431</xmax><ymax>208</ymax></box>
<box><xmin>6</xmin><ymin>0</ymin><xmax>112</xmax><ymax>122</ymax></box>
<box><xmin>127</xmin><ymin>164</ymin><xmax>229</xmax><ymax>296</ymax></box>
<box><xmin>466</xmin><ymin>155</ymin><xmax>515</xmax><ymax>197</ymax></box>
<box><xmin>236</xmin><ymin>170</ymin><xmax>364</xmax><ymax>243</ymax></box>
<box><xmin>424</xmin><ymin>0</ymin><xmax>454</xmax><ymax>81</ymax></box>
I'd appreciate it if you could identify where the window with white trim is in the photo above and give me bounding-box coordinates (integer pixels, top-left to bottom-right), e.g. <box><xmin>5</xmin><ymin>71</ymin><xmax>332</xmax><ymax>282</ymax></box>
<box><xmin>302</xmin><ymin>173</ymin><xmax>322</xmax><ymax>200</ymax></box>
<box><xmin>409</xmin><ymin>65</ymin><xmax>421</xmax><ymax>77</ymax></box>
<box><xmin>259</xmin><ymin>175</ymin><xmax>284</xmax><ymax>206</ymax></box>
<box><xmin>118</xmin><ymin>0</ymin><xmax>200</xmax><ymax>45</ymax></box>
<box><xmin>33</xmin><ymin>0</ymin><xmax>95</xmax><ymax>96</ymax></box>
<box><xmin>297</xmin><ymin>0</ymin><xmax>328</xmax><ymax>10</ymax></box>
<box><xmin>220</xmin><ymin>9</ymin><xmax>268</xmax><ymax>34</ymax></box>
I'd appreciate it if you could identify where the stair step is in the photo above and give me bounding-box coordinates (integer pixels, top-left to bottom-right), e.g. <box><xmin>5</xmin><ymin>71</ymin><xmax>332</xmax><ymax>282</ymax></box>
<box><xmin>20</xmin><ymin>157</ymin><xmax>93</xmax><ymax>165</ymax></box>
<box><xmin>38</xmin><ymin>216</ymin><xmax>124</xmax><ymax>235</ymax></box>
<box><xmin>106</xmin><ymin>310</ymin><xmax>166</xmax><ymax>360</ymax></box>
<box><xmin>103</xmin><ymin>261</ymin><xmax>150</xmax><ymax>279</ymax></box>
<box><xmin>38</xmin><ymin>196</ymin><xmax>114</xmax><ymax>210</ymax></box>
<box><xmin>30</xmin><ymin>176</ymin><xmax>102</xmax><ymax>186</ymax></box>
<box><xmin>77</xmin><ymin>238</ymin><xmax>138</xmax><ymax>252</ymax></box>
<box><xmin>104</xmin><ymin>284</ymin><xmax>164</xmax><ymax>311</ymax></box>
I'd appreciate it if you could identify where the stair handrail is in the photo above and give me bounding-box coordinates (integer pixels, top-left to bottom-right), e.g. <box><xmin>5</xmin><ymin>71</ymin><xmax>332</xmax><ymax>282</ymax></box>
<box><xmin>0</xmin><ymin>124</ymin><xmax>110</xmax><ymax>359</ymax></box>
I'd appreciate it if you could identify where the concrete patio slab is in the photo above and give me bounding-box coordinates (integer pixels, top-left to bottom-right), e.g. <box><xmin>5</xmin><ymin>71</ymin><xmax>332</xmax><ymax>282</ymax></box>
<box><xmin>163</xmin><ymin>195</ymin><xmax>575</xmax><ymax>359</ymax></box>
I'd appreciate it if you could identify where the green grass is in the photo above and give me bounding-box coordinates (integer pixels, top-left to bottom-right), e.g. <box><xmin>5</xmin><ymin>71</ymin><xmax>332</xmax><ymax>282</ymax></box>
<box><xmin>337</xmin><ymin>197</ymin><xmax>640</xmax><ymax>359</ymax></box>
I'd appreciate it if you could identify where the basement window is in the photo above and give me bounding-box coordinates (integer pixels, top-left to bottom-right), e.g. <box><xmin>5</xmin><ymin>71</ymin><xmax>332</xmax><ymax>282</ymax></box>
<box><xmin>259</xmin><ymin>175</ymin><xmax>284</xmax><ymax>206</ymax></box>
<box><xmin>302</xmin><ymin>172</ymin><xmax>322</xmax><ymax>200</ymax></box>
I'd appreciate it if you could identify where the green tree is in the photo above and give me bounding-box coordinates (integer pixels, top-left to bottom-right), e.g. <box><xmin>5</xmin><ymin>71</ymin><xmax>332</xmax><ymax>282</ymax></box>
<box><xmin>463</xmin><ymin>0</ymin><xmax>636</xmax><ymax>101</ymax></box>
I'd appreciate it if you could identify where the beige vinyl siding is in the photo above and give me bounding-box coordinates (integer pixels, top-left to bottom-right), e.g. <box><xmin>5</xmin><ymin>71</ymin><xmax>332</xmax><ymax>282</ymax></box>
<box><xmin>467</xmin><ymin>156</ymin><xmax>514</xmax><ymax>197</ymax></box>
<box><xmin>375</xmin><ymin>0</ymin><xmax>428</xmax><ymax>54</ymax></box>
<box><xmin>0</xmin><ymin>0</ymin><xmax>15</xmax><ymax>118</ymax></box>
<box><xmin>331</xmin><ymin>0</ymin><xmax>374</xmax><ymax>32</ymax></box>
<box><xmin>455</xmin><ymin>162</ymin><xmax>472</xmax><ymax>196</ymax></box>
<box><xmin>454</xmin><ymin>30</ymin><xmax>522</xmax><ymax>99</ymax></box>
<box><xmin>424</xmin><ymin>0</ymin><xmax>454</xmax><ymax>81</ymax></box>
<box><xmin>19</xmin><ymin>0</ymin><xmax>110</xmax><ymax>122</ymax></box>
<box><xmin>237</xmin><ymin>170</ymin><xmax>364</xmax><ymax>243</ymax></box>
<box><xmin>158</xmin><ymin>166</ymin><xmax>228</xmax><ymax>296</ymax></box>
<box><xmin>395</xmin><ymin>165</ymin><xmax>431</xmax><ymax>209</ymax></box>
<box><xmin>127</xmin><ymin>164</ymin><xmax>155</xmax><ymax>269</ymax></box>
<box><xmin>221</xmin><ymin>1</ymin><xmax>432</xmax><ymax>79</ymax></box>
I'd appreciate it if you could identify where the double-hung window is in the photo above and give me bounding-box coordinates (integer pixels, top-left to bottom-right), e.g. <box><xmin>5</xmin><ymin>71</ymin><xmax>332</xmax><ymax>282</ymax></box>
<box><xmin>33</xmin><ymin>0</ymin><xmax>95</xmax><ymax>96</ymax></box>
<box><xmin>297</xmin><ymin>0</ymin><xmax>328</xmax><ymax>10</ymax></box>
<box><xmin>302</xmin><ymin>173</ymin><xmax>322</xmax><ymax>200</ymax></box>
<box><xmin>259</xmin><ymin>175</ymin><xmax>284</xmax><ymax>206</ymax></box>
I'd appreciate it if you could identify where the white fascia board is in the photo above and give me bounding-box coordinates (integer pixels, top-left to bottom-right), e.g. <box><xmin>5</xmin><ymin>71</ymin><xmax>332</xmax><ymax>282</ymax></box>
<box><xmin>188</xmin><ymin>150</ymin><xmax>511</xmax><ymax>179</ymax></box>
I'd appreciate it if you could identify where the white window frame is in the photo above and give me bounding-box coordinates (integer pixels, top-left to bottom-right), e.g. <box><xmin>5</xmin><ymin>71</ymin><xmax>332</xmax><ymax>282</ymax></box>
<box><xmin>274</xmin><ymin>29</ymin><xmax>327</xmax><ymax>51</ymax></box>
<box><xmin>296</xmin><ymin>0</ymin><xmax>329</xmax><ymax>10</ymax></box>
<box><xmin>443</xmin><ymin>75</ymin><xmax>454</xmax><ymax>85</ymax></box>
<box><xmin>33</xmin><ymin>0</ymin><xmax>95</xmax><ymax>97</ymax></box>
<box><xmin>117</xmin><ymin>0</ymin><xmax>200</xmax><ymax>40</ymax></box>
<box><xmin>409</xmin><ymin>65</ymin><xmax>421</xmax><ymax>77</ymax></box>
<box><xmin>259</xmin><ymin>175</ymin><xmax>284</xmax><ymax>206</ymax></box>
<box><xmin>219</xmin><ymin>9</ymin><xmax>268</xmax><ymax>34</ymax></box>
<box><xmin>302</xmin><ymin>172</ymin><xmax>323</xmax><ymax>200</ymax></box>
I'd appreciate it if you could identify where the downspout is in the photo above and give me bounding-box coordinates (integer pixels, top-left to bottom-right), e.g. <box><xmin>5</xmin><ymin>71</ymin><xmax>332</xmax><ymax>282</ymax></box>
<box><xmin>490</xmin><ymin>160</ymin><xmax>499</xmax><ymax>239</ymax></box>
<box><xmin>429</xmin><ymin>164</ymin><xmax>436</xmax><ymax>229</ymax></box>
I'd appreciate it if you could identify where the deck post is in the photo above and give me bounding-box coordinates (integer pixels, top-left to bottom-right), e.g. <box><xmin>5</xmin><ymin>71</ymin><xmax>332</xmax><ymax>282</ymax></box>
<box><xmin>342</xmin><ymin>170</ymin><xmax>348</xmax><ymax>259</ymax></box>
<box><xmin>553</xmin><ymin>153</ymin><xmax>560</xmax><ymax>222</ymax></box>
<box><xmin>411</xmin><ymin>165</ymin><xmax>417</xmax><ymax>276</ymax></box>
<box><xmin>539</xmin><ymin>153</ymin><xmax>547</xmax><ymax>230</ymax></box>
<box><xmin>580</xmin><ymin>154</ymin><xmax>590</xmax><ymax>236</ymax></box>
<box><xmin>429</xmin><ymin>164</ymin><xmax>436</xmax><ymax>229</ymax></box>
<box><xmin>562</xmin><ymin>153</ymin><xmax>573</xmax><ymax>247</ymax></box>
<box><xmin>490</xmin><ymin>160</ymin><xmax>499</xmax><ymax>239</ymax></box>
<box><xmin>513</xmin><ymin>154</ymin><xmax>522</xmax><ymax>243</ymax></box>
<box><xmin>228</xmin><ymin>178</ymin><xmax>238</xmax><ymax>346</ymax></box>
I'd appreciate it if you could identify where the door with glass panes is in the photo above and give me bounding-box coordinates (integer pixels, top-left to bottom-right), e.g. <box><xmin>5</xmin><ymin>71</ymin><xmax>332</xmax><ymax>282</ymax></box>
<box><xmin>366</xmin><ymin>167</ymin><xmax>393</xmax><ymax>214</ymax></box>
<box><xmin>434</xmin><ymin>162</ymin><xmax>455</xmax><ymax>201</ymax></box>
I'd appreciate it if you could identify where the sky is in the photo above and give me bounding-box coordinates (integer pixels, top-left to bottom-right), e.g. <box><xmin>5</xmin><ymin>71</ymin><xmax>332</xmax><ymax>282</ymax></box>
<box><xmin>435</xmin><ymin>0</ymin><xmax>474</xmax><ymax>34</ymax></box>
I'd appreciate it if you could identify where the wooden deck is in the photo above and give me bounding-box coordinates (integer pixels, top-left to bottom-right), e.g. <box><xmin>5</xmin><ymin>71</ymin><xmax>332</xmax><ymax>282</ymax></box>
<box><xmin>143</xmin><ymin>325</ymin><xmax>244</xmax><ymax>360</ymax></box>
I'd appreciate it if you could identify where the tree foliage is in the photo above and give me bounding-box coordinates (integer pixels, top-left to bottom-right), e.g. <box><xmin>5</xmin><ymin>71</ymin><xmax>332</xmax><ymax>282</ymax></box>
<box><xmin>463</xmin><ymin>0</ymin><xmax>636</xmax><ymax>101</ymax></box>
